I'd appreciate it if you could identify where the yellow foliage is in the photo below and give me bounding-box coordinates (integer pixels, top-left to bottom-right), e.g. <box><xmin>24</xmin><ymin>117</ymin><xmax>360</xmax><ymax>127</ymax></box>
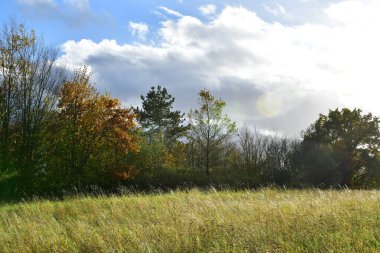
<box><xmin>46</xmin><ymin>67</ymin><xmax>140</xmax><ymax>180</ymax></box>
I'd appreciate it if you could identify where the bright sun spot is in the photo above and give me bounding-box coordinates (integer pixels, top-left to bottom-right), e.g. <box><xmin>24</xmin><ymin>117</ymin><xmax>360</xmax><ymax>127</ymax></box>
<box><xmin>256</xmin><ymin>92</ymin><xmax>283</xmax><ymax>118</ymax></box>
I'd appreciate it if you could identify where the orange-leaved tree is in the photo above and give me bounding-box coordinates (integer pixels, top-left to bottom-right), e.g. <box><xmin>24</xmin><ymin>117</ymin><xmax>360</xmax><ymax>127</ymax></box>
<box><xmin>41</xmin><ymin>67</ymin><xmax>139</xmax><ymax>187</ymax></box>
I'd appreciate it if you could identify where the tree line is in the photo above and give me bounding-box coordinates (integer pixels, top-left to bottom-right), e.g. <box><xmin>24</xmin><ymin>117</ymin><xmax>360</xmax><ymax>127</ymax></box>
<box><xmin>1</xmin><ymin>20</ymin><xmax>379</xmax><ymax>197</ymax></box>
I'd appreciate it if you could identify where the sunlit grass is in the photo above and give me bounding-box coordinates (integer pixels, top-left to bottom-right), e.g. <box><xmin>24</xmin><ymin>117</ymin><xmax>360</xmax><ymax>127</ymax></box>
<box><xmin>1</xmin><ymin>188</ymin><xmax>379</xmax><ymax>252</ymax></box>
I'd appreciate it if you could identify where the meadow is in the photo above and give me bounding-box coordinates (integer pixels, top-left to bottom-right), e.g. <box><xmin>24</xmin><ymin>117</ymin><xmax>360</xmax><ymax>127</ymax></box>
<box><xmin>0</xmin><ymin>188</ymin><xmax>379</xmax><ymax>252</ymax></box>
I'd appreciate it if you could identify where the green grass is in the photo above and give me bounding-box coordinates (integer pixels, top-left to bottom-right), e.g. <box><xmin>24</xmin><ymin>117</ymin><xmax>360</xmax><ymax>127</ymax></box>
<box><xmin>0</xmin><ymin>189</ymin><xmax>380</xmax><ymax>252</ymax></box>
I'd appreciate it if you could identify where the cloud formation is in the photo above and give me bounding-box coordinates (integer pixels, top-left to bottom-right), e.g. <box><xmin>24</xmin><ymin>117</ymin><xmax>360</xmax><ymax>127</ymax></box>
<box><xmin>158</xmin><ymin>6</ymin><xmax>184</xmax><ymax>18</ymax></box>
<box><xmin>263</xmin><ymin>3</ymin><xmax>291</xmax><ymax>19</ymax></box>
<box><xmin>199</xmin><ymin>4</ymin><xmax>217</xmax><ymax>17</ymax></box>
<box><xmin>129</xmin><ymin>22</ymin><xmax>149</xmax><ymax>41</ymax></box>
<box><xmin>16</xmin><ymin>0</ymin><xmax>106</xmax><ymax>27</ymax></box>
<box><xmin>59</xmin><ymin>1</ymin><xmax>380</xmax><ymax>136</ymax></box>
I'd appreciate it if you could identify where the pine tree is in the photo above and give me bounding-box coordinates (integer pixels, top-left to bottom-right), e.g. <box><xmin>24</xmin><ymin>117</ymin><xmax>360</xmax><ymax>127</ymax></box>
<box><xmin>135</xmin><ymin>85</ymin><xmax>188</xmax><ymax>143</ymax></box>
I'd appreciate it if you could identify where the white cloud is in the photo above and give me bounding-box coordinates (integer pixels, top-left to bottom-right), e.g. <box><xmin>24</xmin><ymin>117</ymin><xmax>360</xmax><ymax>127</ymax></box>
<box><xmin>16</xmin><ymin>0</ymin><xmax>54</xmax><ymax>5</ymax></box>
<box><xmin>199</xmin><ymin>4</ymin><xmax>217</xmax><ymax>16</ymax></box>
<box><xmin>16</xmin><ymin>0</ymin><xmax>59</xmax><ymax>23</ymax></box>
<box><xmin>63</xmin><ymin>0</ymin><xmax>90</xmax><ymax>12</ymax></box>
<box><xmin>158</xmin><ymin>6</ymin><xmax>184</xmax><ymax>17</ymax></box>
<box><xmin>59</xmin><ymin>1</ymin><xmax>380</xmax><ymax>136</ymax></box>
<box><xmin>16</xmin><ymin>0</ymin><xmax>106</xmax><ymax>27</ymax></box>
<box><xmin>263</xmin><ymin>3</ymin><xmax>291</xmax><ymax>19</ymax></box>
<box><xmin>325</xmin><ymin>0</ymin><xmax>380</xmax><ymax>25</ymax></box>
<box><xmin>129</xmin><ymin>22</ymin><xmax>149</xmax><ymax>40</ymax></box>
<box><xmin>18</xmin><ymin>0</ymin><xmax>89</xmax><ymax>10</ymax></box>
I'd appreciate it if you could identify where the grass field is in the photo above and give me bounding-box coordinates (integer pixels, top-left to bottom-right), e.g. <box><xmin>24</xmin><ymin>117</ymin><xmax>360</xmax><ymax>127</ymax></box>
<box><xmin>0</xmin><ymin>188</ymin><xmax>380</xmax><ymax>252</ymax></box>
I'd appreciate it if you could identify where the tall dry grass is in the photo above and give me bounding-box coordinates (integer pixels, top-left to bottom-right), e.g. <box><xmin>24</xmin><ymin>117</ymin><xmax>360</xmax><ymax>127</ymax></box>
<box><xmin>0</xmin><ymin>188</ymin><xmax>379</xmax><ymax>252</ymax></box>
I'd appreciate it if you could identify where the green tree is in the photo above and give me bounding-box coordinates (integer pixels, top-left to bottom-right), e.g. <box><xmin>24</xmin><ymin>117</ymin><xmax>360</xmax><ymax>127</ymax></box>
<box><xmin>300</xmin><ymin>108</ymin><xmax>380</xmax><ymax>187</ymax></box>
<box><xmin>134</xmin><ymin>85</ymin><xmax>187</xmax><ymax>143</ymax></box>
<box><xmin>131</xmin><ymin>86</ymin><xmax>188</xmax><ymax>177</ymax></box>
<box><xmin>0</xmin><ymin>19</ymin><xmax>66</xmax><ymax>173</ymax></box>
<box><xmin>188</xmin><ymin>89</ymin><xmax>236</xmax><ymax>175</ymax></box>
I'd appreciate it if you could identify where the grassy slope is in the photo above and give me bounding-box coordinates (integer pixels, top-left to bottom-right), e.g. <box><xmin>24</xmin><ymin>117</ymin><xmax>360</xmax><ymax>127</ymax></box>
<box><xmin>0</xmin><ymin>189</ymin><xmax>380</xmax><ymax>253</ymax></box>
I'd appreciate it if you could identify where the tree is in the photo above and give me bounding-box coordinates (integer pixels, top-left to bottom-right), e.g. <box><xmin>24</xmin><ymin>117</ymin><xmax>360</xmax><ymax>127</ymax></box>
<box><xmin>134</xmin><ymin>85</ymin><xmax>187</xmax><ymax>143</ymax></box>
<box><xmin>0</xmin><ymin>19</ymin><xmax>66</xmax><ymax>173</ymax></box>
<box><xmin>41</xmin><ymin>68</ymin><xmax>139</xmax><ymax>186</ymax></box>
<box><xmin>299</xmin><ymin>108</ymin><xmax>380</xmax><ymax>187</ymax></box>
<box><xmin>188</xmin><ymin>89</ymin><xmax>236</xmax><ymax>175</ymax></box>
<box><xmin>237</xmin><ymin>127</ymin><xmax>298</xmax><ymax>185</ymax></box>
<box><xmin>237</xmin><ymin>127</ymin><xmax>269</xmax><ymax>173</ymax></box>
<box><xmin>132</xmin><ymin>86</ymin><xmax>188</xmax><ymax>174</ymax></box>
<box><xmin>260</xmin><ymin>136</ymin><xmax>297</xmax><ymax>185</ymax></box>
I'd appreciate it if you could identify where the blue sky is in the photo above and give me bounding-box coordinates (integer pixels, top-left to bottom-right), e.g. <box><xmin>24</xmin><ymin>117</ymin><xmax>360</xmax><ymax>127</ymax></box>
<box><xmin>2</xmin><ymin>0</ymin><xmax>380</xmax><ymax>136</ymax></box>
<box><xmin>2</xmin><ymin>0</ymin><xmax>337</xmax><ymax>44</ymax></box>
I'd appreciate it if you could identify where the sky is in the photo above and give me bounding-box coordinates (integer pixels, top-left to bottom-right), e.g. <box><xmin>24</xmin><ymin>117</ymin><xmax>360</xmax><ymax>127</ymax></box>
<box><xmin>2</xmin><ymin>0</ymin><xmax>380</xmax><ymax>137</ymax></box>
